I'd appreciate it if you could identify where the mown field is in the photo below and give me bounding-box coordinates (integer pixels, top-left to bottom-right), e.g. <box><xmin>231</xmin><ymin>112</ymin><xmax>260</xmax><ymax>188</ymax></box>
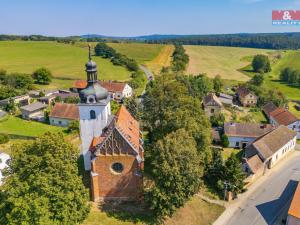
<box><xmin>0</xmin><ymin>41</ymin><xmax>131</xmax><ymax>89</ymax></box>
<box><xmin>184</xmin><ymin>45</ymin><xmax>273</xmax><ymax>81</ymax></box>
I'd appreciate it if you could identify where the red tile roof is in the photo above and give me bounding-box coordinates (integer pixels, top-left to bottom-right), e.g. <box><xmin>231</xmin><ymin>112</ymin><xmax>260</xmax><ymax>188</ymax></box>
<box><xmin>246</xmin><ymin>154</ymin><xmax>263</xmax><ymax>174</ymax></box>
<box><xmin>288</xmin><ymin>182</ymin><xmax>300</xmax><ymax>219</ymax></box>
<box><xmin>90</xmin><ymin>105</ymin><xmax>141</xmax><ymax>153</ymax></box>
<box><xmin>49</xmin><ymin>103</ymin><xmax>79</xmax><ymax>120</ymax></box>
<box><xmin>73</xmin><ymin>80</ymin><xmax>127</xmax><ymax>93</ymax></box>
<box><xmin>270</xmin><ymin>107</ymin><xmax>299</xmax><ymax>126</ymax></box>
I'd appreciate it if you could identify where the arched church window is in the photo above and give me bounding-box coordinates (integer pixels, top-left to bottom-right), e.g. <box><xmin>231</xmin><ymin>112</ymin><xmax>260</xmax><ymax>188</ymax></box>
<box><xmin>111</xmin><ymin>162</ymin><xmax>124</xmax><ymax>174</ymax></box>
<box><xmin>90</xmin><ymin>110</ymin><xmax>96</xmax><ymax>119</ymax></box>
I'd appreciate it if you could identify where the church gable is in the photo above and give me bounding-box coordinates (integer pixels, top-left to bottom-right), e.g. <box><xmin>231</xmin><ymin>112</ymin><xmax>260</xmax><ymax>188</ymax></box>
<box><xmin>94</xmin><ymin>127</ymin><xmax>138</xmax><ymax>156</ymax></box>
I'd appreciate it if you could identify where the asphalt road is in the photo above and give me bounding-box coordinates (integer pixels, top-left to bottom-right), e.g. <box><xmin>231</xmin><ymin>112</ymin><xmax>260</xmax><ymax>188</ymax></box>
<box><xmin>226</xmin><ymin>150</ymin><xmax>300</xmax><ymax>225</ymax></box>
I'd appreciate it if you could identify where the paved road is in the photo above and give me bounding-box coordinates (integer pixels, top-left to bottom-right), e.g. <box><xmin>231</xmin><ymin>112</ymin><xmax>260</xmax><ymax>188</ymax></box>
<box><xmin>214</xmin><ymin>149</ymin><xmax>300</xmax><ymax>225</ymax></box>
<box><xmin>139</xmin><ymin>65</ymin><xmax>154</xmax><ymax>82</ymax></box>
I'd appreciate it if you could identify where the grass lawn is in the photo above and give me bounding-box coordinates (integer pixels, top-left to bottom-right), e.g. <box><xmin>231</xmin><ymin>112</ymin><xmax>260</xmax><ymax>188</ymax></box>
<box><xmin>224</xmin><ymin>107</ymin><xmax>267</xmax><ymax>124</ymax></box>
<box><xmin>82</xmin><ymin>195</ymin><xmax>224</xmax><ymax>225</ymax></box>
<box><xmin>288</xmin><ymin>102</ymin><xmax>300</xmax><ymax>118</ymax></box>
<box><xmin>184</xmin><ymin>45</ymin><xmax>273</xmax><ymax>81</ymax></box>
<box><xmin>164</xmin><ymin>196</ymin><xmax>225</xmax><ymax>225</ymax></box>
<box><xmin>0</xmin><ymin>41</ymin><xmax>131</xmax><ymax>90</ymax></box>
<box><xmin>222</xmin><ymin>148</ymin><xmax>242</xmax><ymax>160</ymax></box>
<box><xmin>0</xmin><ymin>115</ymin><xmax>65</xmax><ymax>138</ymax></box>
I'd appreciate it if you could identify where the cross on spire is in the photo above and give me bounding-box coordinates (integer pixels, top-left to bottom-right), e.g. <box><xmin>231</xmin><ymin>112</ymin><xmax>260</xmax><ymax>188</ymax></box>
<box><xmin>88</xmin><ymin>44</ymin><xmax>92</xmax><ymax>61</ymax></box>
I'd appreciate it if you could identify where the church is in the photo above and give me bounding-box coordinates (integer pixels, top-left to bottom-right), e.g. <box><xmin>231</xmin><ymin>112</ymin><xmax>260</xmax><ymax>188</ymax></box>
<box><xmin>78</xmin><ymin>46</ymin><xmax>144</xmax><ymax>201</ymax></box>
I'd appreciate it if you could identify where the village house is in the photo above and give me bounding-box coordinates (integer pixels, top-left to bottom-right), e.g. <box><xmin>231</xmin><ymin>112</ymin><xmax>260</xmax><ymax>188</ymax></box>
<box><xmin>78</xmin><ymin>47</ymin><xmax>143</xmax><ymax>201</ymax></box>
<box><xmin>287</xmin><ymin>181</ymin><xmax>300</xmax><ymax>225</ymax></box>
<box><xmin>265</xmin><ymin>105</ymin><xmax>300</xmax><ymax>139</ymax></box>
<box><xmin>243</xmin><ymin>125</ymin><xmax>296</xmax><ymax>180</ymax></box>
<box><xmin>236</xmin><ymin>87</ymin><xmax>257</xmax><ymax>107</ymax></box>
<box><xmin>224</xmin><ymin>122</ymin><xmax>274</xmax><ymax>148</ymax></box>
<box><xmin>49</xmin><ymin>103</ymin><xmax>79</xmax><ymax>127</ymax></box>
<box><xmin>218</xmin><ymin>93</ymin><xmax>233</xmax><ymax>106</ymax></box>
<box><xmin>20</xmin><ymin>102</ymin><xmax>47</xmax><ymax>121</ymax></box>
<box><xmin>0</xmin><ymin>94</ymin><xmax>30</xmax><ymax>107</ymax></box>
<box><xmin>73</xmin><ymin>80</ymin><xmax>133</xmax><ymax>101</ymax></box>
<box><xmin>203</xmin><ymin>93</ymin><xmax>223</xmax><ymax>117</ymax></box>
<box><xmin>262</xmin><ymin>102</ymin><xmax>278</xmax><ymax>119</ymax></box>
<box><xmin>39</xmin><ymin>92</ymin><xmax>79</xmax><ymax>105</ymax></box>
<box><xmin>0</xmin><ymin>152</ymin><xmax>10</xmax><ymax>185</ymax></box>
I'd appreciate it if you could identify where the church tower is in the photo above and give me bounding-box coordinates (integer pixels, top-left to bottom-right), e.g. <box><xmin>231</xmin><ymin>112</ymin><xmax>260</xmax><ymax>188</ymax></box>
<box><xmin>78</xmin><ymin>45</ymin><xmax>111</xmax><ymax>171</ymax></box>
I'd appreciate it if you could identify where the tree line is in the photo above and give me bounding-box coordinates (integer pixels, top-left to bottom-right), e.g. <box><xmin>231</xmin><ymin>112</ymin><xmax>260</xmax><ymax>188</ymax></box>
<box><xmin>171</xmin><ymin>44</ymin><xmax>189</xmax><ymax>73</ymax></box>
<box><xmin>144</xmin><ymin>33</ymin><xmax>300</xmax><ymax>50</ymax></box>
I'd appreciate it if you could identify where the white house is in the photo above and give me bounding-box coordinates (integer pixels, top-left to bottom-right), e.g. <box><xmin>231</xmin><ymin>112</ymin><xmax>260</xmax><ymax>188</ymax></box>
<box><xmin>243</xmin><ymin>125</ymin><xmax>297</xmax><ymax>179</ymax></box>
<box><xmin>224</xmin><ymin>122</ymin><xmax>274</xmax><ymax>148</ymax></box>
<box><xmin>49</xmin><ymin>103</ymin><xmax>79</xmax><ymax>127</ymax></box>
<box><xmin>268</xmin><ymin>107</ymin><xmax>300</xmax><ymax>139</ymax></box>
<box><xmin>0</xmin><ymin>153</ymin><xmax>10</xmax><ymax>185</ymax></box>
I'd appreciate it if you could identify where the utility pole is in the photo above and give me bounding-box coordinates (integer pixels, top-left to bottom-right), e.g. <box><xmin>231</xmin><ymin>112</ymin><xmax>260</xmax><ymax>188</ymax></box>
<box><xmin>223</xmin><ymin>181</ymin><xmax>229</xmax><ymax>201</ymax></box>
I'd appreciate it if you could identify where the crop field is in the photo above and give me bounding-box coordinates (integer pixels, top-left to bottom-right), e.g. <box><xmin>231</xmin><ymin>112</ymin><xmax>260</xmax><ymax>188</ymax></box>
<box><xmin>184</xmin><ymin>45</ymin><xmax>273</xmax><ymax>81</ymax></box>
<box><xmin>0</xmin><ymin>41</ymin><xmax>131</xmax><ymax>87</ymax></box>
<box><xmin>145</xmin><ymin>45</ymin><xmax>174</xmax><ymax>74</ymax></box>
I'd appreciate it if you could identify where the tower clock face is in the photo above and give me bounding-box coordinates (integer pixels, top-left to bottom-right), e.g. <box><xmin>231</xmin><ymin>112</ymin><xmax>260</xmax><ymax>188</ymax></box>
<box><xmin>87</xmin><ymin>95</ymin><xmax>96</xmax><ymax>103</ymax></box>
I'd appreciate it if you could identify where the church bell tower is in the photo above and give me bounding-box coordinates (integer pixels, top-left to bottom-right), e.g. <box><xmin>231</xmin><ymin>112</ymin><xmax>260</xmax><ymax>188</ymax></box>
<box><xmin>78</xmin><ymin>45</ymin><xmax>111</xmax><ymax>171</ymax></box>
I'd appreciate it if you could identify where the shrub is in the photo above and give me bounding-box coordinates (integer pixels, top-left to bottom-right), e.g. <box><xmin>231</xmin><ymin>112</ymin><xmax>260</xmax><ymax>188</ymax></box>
<box><xmin>32</xmin><ymin>67</ymin><xmax>52</xmax><ymax>85</ymax></box>
<box><xmin>221</xmin><ymin>134</ymin><xmax>229</xmax><ymax>147</ymax></box>
<box><xmin>0</xmin><ymin>134</ymin><xmax>9</xmax><ymax>144</ymax></box>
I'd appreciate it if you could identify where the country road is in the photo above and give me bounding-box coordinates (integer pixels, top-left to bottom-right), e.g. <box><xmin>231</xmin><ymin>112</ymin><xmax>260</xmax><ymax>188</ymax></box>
<box><xmin>214</xmin><ymin>148</ymin><xmax>300</xmax><ymax>225</ymax></box>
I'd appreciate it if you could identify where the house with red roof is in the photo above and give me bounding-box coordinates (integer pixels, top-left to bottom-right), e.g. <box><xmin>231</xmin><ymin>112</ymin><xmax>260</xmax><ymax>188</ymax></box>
<box><xmin>263</xmin><ymin>103</ymin><xmax>300</xmax><ymax>139</ymax></box>
<box><xmin>49</xmin><ymin>103</ymin><xmax>79</xmax><ymax>127</ymax></box>
<box><xmin>287</xmin><ymin>181</ymin><xmax>300</xmax><ymax>225</ymax></box>
<box><xmin>73</xmin><ymin>80</ymin><xmax>132</xmax><ymax>101</ymax></box>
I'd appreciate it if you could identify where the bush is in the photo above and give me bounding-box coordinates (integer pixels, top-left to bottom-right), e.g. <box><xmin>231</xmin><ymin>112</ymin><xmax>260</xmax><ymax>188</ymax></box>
<box><xmin>32</xmin><ymin>67</ymin><xmax>52</xmax><ymax>85</ymax></box>
<box><xmin>68</xmin><ymin>120</ymin><xmax>79</xmax><ymax>133</ymax></box>
<box><xmin>0</xmin><ymin>134</ymin><xmax>9</xmax><ymax>144</ymax></box>
<box><xmin>221</xmin><ymin>134</ymin><xmax>229</xmax><ymax>147</ymax></box>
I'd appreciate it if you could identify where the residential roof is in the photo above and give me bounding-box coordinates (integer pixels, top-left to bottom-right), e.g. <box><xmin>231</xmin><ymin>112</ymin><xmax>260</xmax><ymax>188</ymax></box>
<box><xmin>49</xmin><ymin>103</ymin><xmax>79</xmax><ymax>120</ymax></box>
<box><xmin>219</xmin><ymin>93</ymin><xmax>233</xmax><ymax>100</ymax></box>
<box><xmin>247</xmin><ymin>125</ymin><xmax>296</xmax><ymax>160</ymax></box>
<box><xmin>262</xmin><ymin>102</ymin><xmax>278</xmax><ymax>117</ymax></box>
<box><xmin>224</xmin><ymin>122</ymin><xmax>274</xmax><ymax>138</ymax></box>
<box><xmin>203</xmin><ymin>93</ymin><xmax>223</xmax><ymax>107</ymax></box>
<box><xmin>246</xmin><ymin>154</ymin><xmax>263</xmax><ymax>174</ymax></box>
<box><xmin>73</xmin><ymin>80</ymin><xmax>127</xmax><ymax>93</ymax></box>
<box><xmin>20</xmin><ymin>102</ymin><xmax>47</xmax><ymax>112</ymax></box>
<box><xmin>237</xmin><ymin>87</ymin><xmax>256</xmax><ymax>98</ymax></box>
<box><xmin>288</xmin><ymin>182</ymin><xmax>300</xmax><ymax>219</ymax></box>
<box><xmin>269</xmin><ymin>107</ymin><xmax>299</xmax><ymax>126</ymax></box>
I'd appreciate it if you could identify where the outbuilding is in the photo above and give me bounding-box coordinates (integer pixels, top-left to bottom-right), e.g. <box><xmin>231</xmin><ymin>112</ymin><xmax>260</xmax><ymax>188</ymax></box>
<box><xmin>20</xmin><ymin>102</ymin><xmax>47</xmax><ymax>121</ymax></box>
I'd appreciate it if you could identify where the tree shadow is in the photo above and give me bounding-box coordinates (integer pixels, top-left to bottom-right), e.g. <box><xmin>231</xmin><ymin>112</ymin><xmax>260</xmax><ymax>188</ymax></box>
<box><xmin>256</xmin><ymin>179</ymin><xmax>298</xmax><ymax>225</ymax></box>
<box><xmin>100</xmin><ymin>200</ymin><xmax>156</xmax><ymax>225</ymax></box>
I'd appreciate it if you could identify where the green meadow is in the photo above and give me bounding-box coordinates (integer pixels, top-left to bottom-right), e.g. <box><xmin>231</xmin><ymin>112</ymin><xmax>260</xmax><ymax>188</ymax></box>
<box><xmin>0</xmin><ymin>41</ymin><xmax>131</xmax><ymax>89</ymax></box>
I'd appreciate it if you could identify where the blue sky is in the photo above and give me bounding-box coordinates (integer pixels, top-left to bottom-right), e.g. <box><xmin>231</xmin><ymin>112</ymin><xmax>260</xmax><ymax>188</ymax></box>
<box><xmin>0</xmin><ymin>0</ymin><xmax>300</xmax><ymax>36</ymax></box>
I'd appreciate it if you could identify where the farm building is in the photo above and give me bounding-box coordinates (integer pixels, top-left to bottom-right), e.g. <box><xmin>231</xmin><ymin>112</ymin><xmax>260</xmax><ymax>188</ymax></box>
<box><xmin>236</xmin><ymin>87</ymin><xmax>257</xmax><ymax>107</ymax></box>
<box><xmin>224</xmin><ymin>122</ymin><xmax>274</xmax><ymax>148</ymax></box>
<box><xmin>0</xmin><ymin>95</ymin><xmax>30</xmax><ymax>107</ymax></box>
<box><xmin>49</xmin><ymin>103</ymin><xmax>79</xmax><ymax>127</ymax></box>
<box><xmin>243</xmin><ymin>125</ymin><xmax>296</xmax><ymax>179</ymax></box>
<box><xmin>20</xmin><ymin>102</ymin><xmax>47</xmax><ymax>121</ymax></box>
<box><xmin>203</xmin><ymin>93</ymin><xmax>223</xmax><ymax>117</ymax></box>
<box><xmin>218</xmin><ymin>93</ymin><xmax>233</xmax><ymax>106</ymax></box>
<box><xmin>73</xmin><ymin>80</ymin><xmax>132</xmax><ymax>100</ymax></box>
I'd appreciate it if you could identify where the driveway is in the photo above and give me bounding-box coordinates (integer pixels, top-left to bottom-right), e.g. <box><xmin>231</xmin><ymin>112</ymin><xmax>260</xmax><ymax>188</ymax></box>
<box><xmin>214</xmin><ymin>149</ymin><xmax>300</xmax><ymax>225</ymax></box>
